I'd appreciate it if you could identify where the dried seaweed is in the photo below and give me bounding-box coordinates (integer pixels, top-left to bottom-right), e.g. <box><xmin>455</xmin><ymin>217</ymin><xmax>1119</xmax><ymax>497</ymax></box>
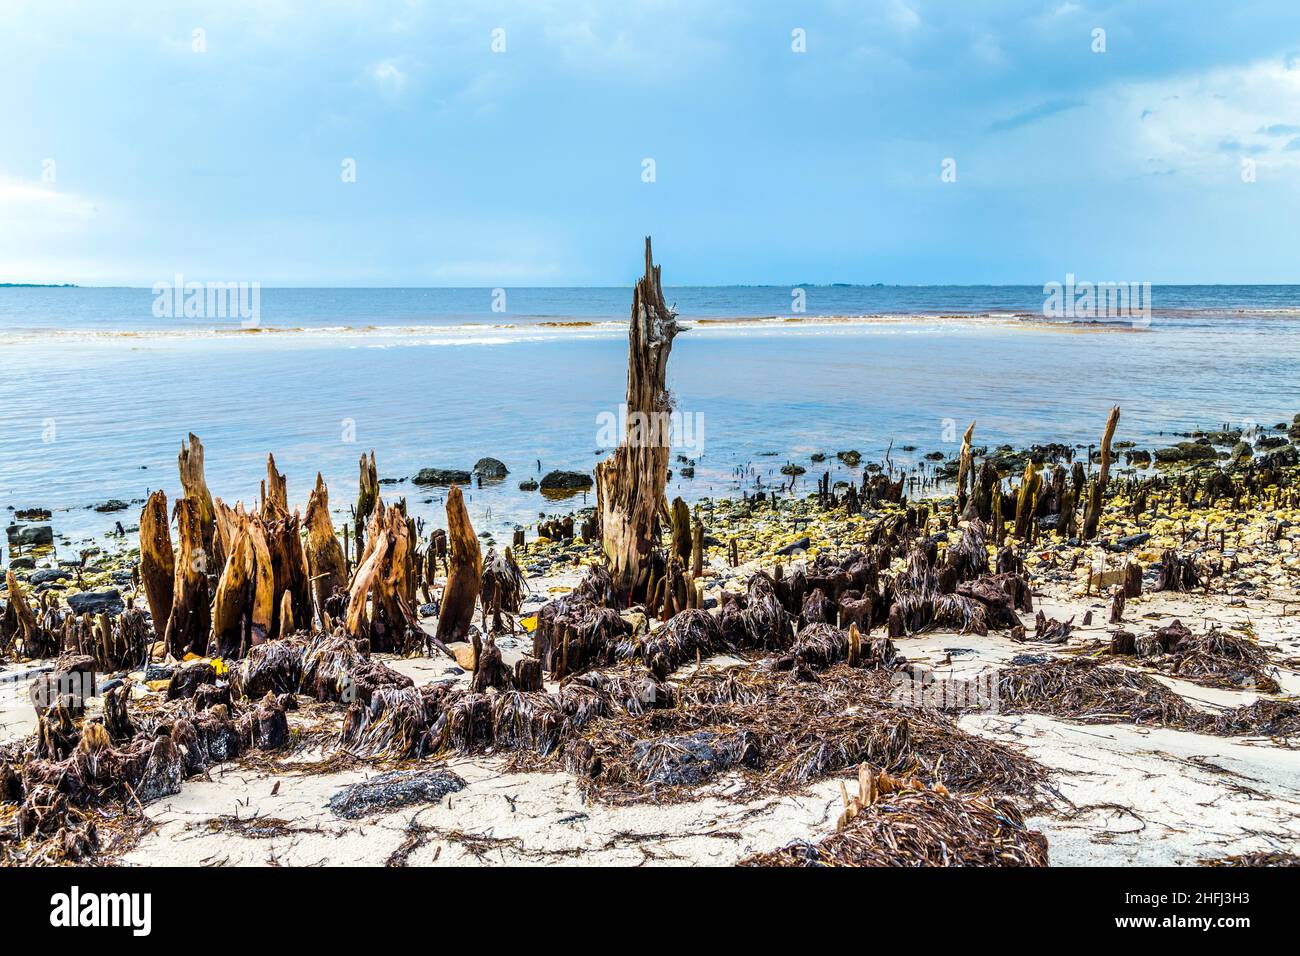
<box><xmin>739</xmin><ymin>788</ymin><xmax>1048</xmax><ymax>867</ymax></box>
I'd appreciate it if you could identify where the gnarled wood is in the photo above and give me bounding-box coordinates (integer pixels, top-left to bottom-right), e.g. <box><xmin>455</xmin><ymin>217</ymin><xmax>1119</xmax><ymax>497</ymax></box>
<box><xmin>304</xmin><ymin>472</ymin><xmax>347</xmax><ymax>621</ymax></box>
<box><xmin>1083</xmin><ymin>405</ymin><xmax>1121</xmax><ymax>539</ymax></box>
<box><xmin>178</xmin><ymin>433</ymin><xmax>222</xmax><ymax>573</ymax></box>
<box><xmin>436</xmin><ymin>485</ymin><xmax>482</xmax><ymax>645</ymax></box>
<box><xmin>596</xmin><ymin>237</ymin><xmax>680</xmax><ymax>599</ymax></box>
<box><xmin>355</xmin><ymin>451</ymin><xmax>378</xmax><ymax>560</ymax></box>
<box><xmin>165</xmin><ymin>497</ymin><xmax>211</xmax><ymax>658</ymax></box>
<box><xmin>139</xmin><ymin>490</ymin><xmax>175</xmax><ymax>642</ymax></box>
<box><xmin>956</xmin><ymin>421</ymin><xmax>976</xmax><ymax>514</ymax></box>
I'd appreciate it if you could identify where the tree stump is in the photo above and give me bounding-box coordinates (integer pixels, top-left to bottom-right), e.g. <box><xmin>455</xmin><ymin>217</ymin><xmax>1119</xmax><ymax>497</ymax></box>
<box><xmin>138</xmin><ymin>490</ymin><xmax>174</xmax><ymax>643</ymax></box>
<box><xmin>596</xmin><ymin>237</ymin><xmax>681</xmax><ymax>601</ymax></box>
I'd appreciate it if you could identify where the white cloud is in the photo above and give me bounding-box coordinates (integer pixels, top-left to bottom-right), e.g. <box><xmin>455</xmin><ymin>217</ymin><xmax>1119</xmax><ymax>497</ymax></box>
<box><xmin>369</xmin><ymin>58</ymin><xmax>408</xmax><ymax>94</ymax></box>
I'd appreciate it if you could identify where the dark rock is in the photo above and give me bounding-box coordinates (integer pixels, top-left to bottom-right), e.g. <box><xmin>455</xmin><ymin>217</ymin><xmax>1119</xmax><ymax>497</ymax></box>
<box><xmin>135</xmin><ymin>736</ymin><xmax>185</xmax><ymax>803</ymax></box>
<box><xmin>144</xmin><ymin>663</ymin><xmax>175</xmax><ymax>682</ymax></box>
<box><xmin>93</xmin><ymin>499</ymin><xmax>129</xmax><ymax>513</ymax></box>
<box><xmin>776</xmin><ymin>537</ymin><xmax>811</xmax><ymax>556</ymax></box>
<box><xmin>472</xmin><ymin>457</ymin><xmax>509</xmax><ymax>480</ymax></box>
<box><xmin>29</xmin><ymin>568</ymin><xmax>71</xmax><ymax>584</ymax></box>
<box><xmin>327</xmin><ymin>768</ymin><xmax>468</xmax><ymax>819</ymax></box>
<box><xmin>1153</xmin><ymin>441</ymin><xmax>1217</xmax><ymax>464</ymax></box>
<box><xmin>836</xmin><ymin>450</ymin><xmax>862</xmax><ymax>466</ymax></box>
<box><xmin>518</xmin><ymin>479</ymin><xmax>539</xmax><ymax>491</ymax></box>
<box><xmin>539</xmin><ymin>470</ymin><xmax>593</xmax><ymax>492</ymax></box>
<box><xmin>9</xmin><ymin>557</ymin><xmax>36</xmax><ymax>570</ymax></box>
<box><xmin>66</xmin><ymin>588</ymin><xmax>124</xmax><ymax>616</ymax></box>
<box><xmin>780</xmin><ymin>463</ymin><xmax>806</xmax><ymax>476</ymax></box>
<box><xmin>13</xmin><ymin>508</ymin><xmax>51</xmax><ymax>521</ymax></box>
<box><xmin>412</xmin><ymin>467</ymin><xmax>472</xmax><ymax>486</ymax></box>
<box><xmin>6</xmin><ymin>524</ymin><xmax>53</xmax><ymax>546</ymax></box>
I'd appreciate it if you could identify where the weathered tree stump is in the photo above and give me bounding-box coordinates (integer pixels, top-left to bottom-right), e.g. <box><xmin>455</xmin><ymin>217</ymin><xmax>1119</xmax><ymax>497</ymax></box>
<box><xmin>1083</xmin><ymin>405</ymin><xmax>1121</xmax><ymax>539</ymax></box>
<box><xmin>139</xmin><ymin>490</ymin><xmax>174</xmax><ymax>643</ymax></box>
<box><xmin>596</xmin><ymin>238</ymin><xmax>680</xmax><ymax>601</ymax></box>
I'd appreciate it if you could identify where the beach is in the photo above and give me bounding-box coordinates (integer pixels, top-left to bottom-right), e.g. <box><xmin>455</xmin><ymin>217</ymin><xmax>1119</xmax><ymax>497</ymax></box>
<box><xmin>3</xmin><ymin>375</ymin><xmax>1300</xmax><ymax>865</ymax></box>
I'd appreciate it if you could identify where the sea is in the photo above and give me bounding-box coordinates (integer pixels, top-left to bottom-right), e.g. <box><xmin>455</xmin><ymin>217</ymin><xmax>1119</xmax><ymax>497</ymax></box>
<box><xmin>2</xmin><ymin>284</ymin><xmax>1298</xmax><ymax>551</ymax></box>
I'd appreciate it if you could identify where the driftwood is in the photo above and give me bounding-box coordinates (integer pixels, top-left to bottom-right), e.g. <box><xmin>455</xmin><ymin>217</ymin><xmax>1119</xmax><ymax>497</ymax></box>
<box><xmin>436</xmin><ymin>486</ymin><xmax>482</xmax><ymax>646</ymax></box>
<box><xmin>304</xmin><ymin>473</ymin><xmax>347</xmax><ymax>622</ymax></box>
<box><xmin>1083</xmin><ymin>405</ymin><xmax>1121</xmax><ymax>539</ymax></box>
<box><xmin>138</xmin><ymin>491</ymin><xmax>174</xmax><ymax>642</ymax></box>
<box><xmin>165</xmin><ymin>498</ymin><xmax>212</xmax><ymax>658</ymax></box>
<box><xmin>596</xmin><ymin>238</ymin><xmax>680</xmax><ymax>600</ymax></box>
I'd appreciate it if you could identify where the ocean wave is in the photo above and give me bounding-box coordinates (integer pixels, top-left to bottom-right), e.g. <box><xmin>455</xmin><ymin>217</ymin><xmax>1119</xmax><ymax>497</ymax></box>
<box><xmin>5</xmin><ymin>308</ymin><xmax>1282</xmax><ymax>348</ymax></box>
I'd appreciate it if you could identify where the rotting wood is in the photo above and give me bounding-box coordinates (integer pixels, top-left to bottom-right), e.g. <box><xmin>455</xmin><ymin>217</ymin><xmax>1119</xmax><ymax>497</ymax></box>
<box><xmin>138</xmin><ymin>490</ymin><xmax>174</xmax><ymax>642</ymax></box>
<box><xmin>595</xmin><ymin>237</ymin><xmax>681</xmax><ymax>601</ymax></box>
<box><xmin>1083</xmin><ymin>405</ymin><xmax>1121</xmax><ymax>539</ymax></box>
<box><xmin>436</xmin><ymin>486</ymin><xmax>482</xmax><ymax>646</ymax></box>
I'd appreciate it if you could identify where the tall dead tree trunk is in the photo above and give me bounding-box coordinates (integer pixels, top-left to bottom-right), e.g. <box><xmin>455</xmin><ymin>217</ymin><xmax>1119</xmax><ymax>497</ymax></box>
<box><xmin>436</xmin><ymin>485</ymin><xmax>482</xmax><ymax>645</ymax></box>
<box><xmin>1083</xmin><ymin>406</ymin><xmax>1121</xmax><ymax>539</ymax></box>
<box><xmin>139</xmin><ymin>490</ymin><xmax>174</xmax><ymax>642</ymax></box>
<box><xmin>596</xmin><ymin>237</ymin><xmax>681</xmax><ymax>599</ymax></box>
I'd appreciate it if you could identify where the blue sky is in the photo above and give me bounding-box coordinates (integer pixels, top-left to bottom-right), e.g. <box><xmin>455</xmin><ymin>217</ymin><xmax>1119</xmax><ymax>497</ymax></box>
<box><xmin>2</xmin><ymin>0</ymin><xmax>1300</xmax><ymax>285</ymax></box>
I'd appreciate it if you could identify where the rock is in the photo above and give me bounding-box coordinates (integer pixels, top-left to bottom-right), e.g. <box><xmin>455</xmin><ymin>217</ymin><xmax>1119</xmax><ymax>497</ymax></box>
<box><xmin>13</xmin><ymin>508</ymin><xmax>51</xmax><ymax>521</ymax></box>
<box><xmin>93</xmin><ymin>499</ymin><xmax>129</xmax><ymax>513</ymax></box>
<box><xmin>680</xmin><ymin>466</ymin><xmax>695</xmax><ymax>478</ymax></box>
<box><xmin>472</xmin><ymin>457</ymin><xmax>509</xmax><ymax>480</ymax></box>
<box><xmin>144</xmin><ymin>662</ymin><xmax>175</xmax><ymax>682</ymax></box>
<box><xmin>9</xmin><ymin>557</ymin><xmax>35</xmax><ymax>570</ymax></box>
<box><xmin>518</xmin><ymin>479</ymin><xmax>539</xmax><ymax>491</ymax></box>
<box><xmin>6</xmin><ymin>524</ymin><xmax>53</xmax><ymax>546</ymax></box>
<box><xmin>1153</xmin><ymin>441</ymin><xmax>1217</xmax><ymax>464</ymax></box>
<box><xmin>29</xmin><ymin>568</ymin><xmax>71</xmax><ymax>584</ymax></box>
<box><xmin>780</xmin><ymin>463</ymin><xmax>806</xmax><ymax>476</ymax></box>
<box><xmin>412</xmin><ymin>467</ymin><xmax>472</xmax><ymax>486</ymax></box>
<box><xmin>1231</xmin><ymin>441</ymin><xmax>1253</xmax><ymax>462</ymax></box>
<box><xmin>810</xmin><ymin>452</ymin><xmax>827</xmax><ymax>462</ymax></box>
<box><xmin>539</xmin><ymin>470</ymin><xmax>593</xmax><ymax>492</ymax></box>
<box><xmin>327</xmin><ymin>768</ymin><xmax>467</xmax><ymax>819</ymax></box>
<box><xmin>836</xmin><ymin>450</ymin><xmax>862</xmax><ymax>466</ymax></box>
<box><xmin>418</xmin><ymin>601</ymin><xmax>438</xmax><ymax>619</ymax></box>
<box><xmin>66</xmin><ymin>588</ymin><xmax>124</xmax><ymax>616</ymax></box>
<box><xmin>776</xmin><ymin>537</ymin><xmax>811</xmax><ymax>556</ymax></box>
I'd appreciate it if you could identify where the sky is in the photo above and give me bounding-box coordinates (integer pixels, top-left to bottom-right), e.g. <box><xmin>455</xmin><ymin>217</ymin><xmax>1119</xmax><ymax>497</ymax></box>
<box><xmin>2</xmin><ymin>0</ymin><xmax>1300</xmax><ymax>286</ymax></box>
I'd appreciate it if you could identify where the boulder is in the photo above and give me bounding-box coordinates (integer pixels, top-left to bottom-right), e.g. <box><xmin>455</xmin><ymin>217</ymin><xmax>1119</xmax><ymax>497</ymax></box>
<box><xmin>539</xmin><ymin>470</ymin><xmax>593</xmax><ymax>492</ymax></box>
<box><xmin>66</xmin><ymin>588</ymin><xmax>124</xmax><ymax>617</ymax></box>
<box><xmin>6</xmin><ymin>525</ymin><xmax>53</xmax><ymax>546</ymax></box>
<box><xmin>472</xmin><ymin>457</ymin><xmax>509</xmax><ymax>480</ymax></box>
<box><xmin>413</xmin><ymin>467</ymin><xmax>471</xmax><ymax>486</ymax></box>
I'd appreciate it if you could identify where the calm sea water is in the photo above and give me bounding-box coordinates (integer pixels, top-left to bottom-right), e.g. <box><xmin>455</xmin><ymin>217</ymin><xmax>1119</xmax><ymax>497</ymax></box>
<box><xmin>2</xmin><ymin>285</ymin><xmax>1299</xmax><ymax>550</ymax></box>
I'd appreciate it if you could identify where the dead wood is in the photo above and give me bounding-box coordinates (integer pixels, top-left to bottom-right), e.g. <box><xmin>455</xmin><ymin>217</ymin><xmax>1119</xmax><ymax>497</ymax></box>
<box><xmin>138</xmin><ymin>490</ymin><xmax>174</xmax><ymax>643</ymax></box>
<box><xmin>596</xmin><ymin>237</ymin><xmax>681</xmax><ymax>600</ymax></box>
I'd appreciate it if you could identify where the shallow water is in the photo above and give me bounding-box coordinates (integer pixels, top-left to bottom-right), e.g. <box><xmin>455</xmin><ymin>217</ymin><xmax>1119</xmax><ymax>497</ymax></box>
<box><xmin>2</xmin><ymin>285</ymin><xmax>1298</xmax><ymax>549</ymax></box>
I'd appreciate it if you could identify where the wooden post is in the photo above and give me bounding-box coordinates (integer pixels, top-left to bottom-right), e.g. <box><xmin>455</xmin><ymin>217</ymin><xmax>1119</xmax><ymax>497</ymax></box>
<box><xmin>304</xmin><ymin>473</ymin><xmax>347</xmax><ymax>623</ymax></box>
<box><xmin>956</xmin><ymin>421</ymin><xmax>975</xmax><ymax>515</ymax></box>
<box><xmin>1083</xmin><ymin>406</ymin><xmax>1120</xmax><ymax>539</ymax></box>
